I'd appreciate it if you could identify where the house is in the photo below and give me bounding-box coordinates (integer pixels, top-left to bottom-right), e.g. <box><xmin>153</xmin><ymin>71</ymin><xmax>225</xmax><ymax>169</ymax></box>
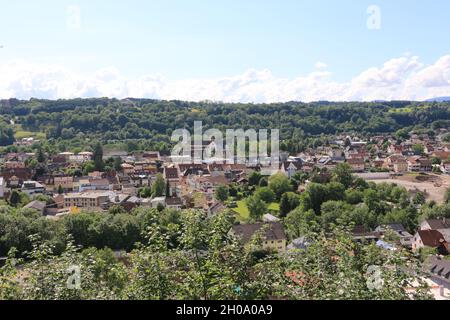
<box><xmin>63</xmin><ymin>192</ymin><xmax>112</xmax><ymax>211</ymax></box>
<box><xmin>0</xmin><ymin>177</ymin><xmax>4</xmax><ymax>198</ymax></box>
<box><xmin>281</xmin><ymin>161</ymin><xmax>302</xmax><ymax>178</ymax></box>
<box><xmin>388</xmin><ymin>145</ymin><xmax>403</xmax><ymax>155</ymax></box>
<box><xmin>229</xmin><ymin>222</ymin><xmax>287</xmax><ymax>253</ymax></box>
<box><xmin>187</xmin><ymin>175</ymin><xmax>229</xmax><ymax>193</ymax></box>
<box><xmin>21</xmin><ymin>181</ymin><xmax>45</xmax><ymax>196</ymax></box>
<box><xmin>58</xmin><ymin>152</ymin><xmax>74</xmax><ymax>162</ymax></box>
<box><xmin>121</xmin><ymin>163</ymin><xmax>135</xmax><ymax>174</ymax></box>
<box><xmin>54</xmin><ymin>176</ymin><xmax>74</xmax><ymax>192</ymax></box>
<box><xmin>441</xmin><ymin>161</ymin><xmax>450</xmax><ymax>174</ymax></box>
<box><xmin>151</xmin><ymin>196</ymin><xmax>166</xmax><ymax>209</ymax></box>
<box><xmin>412</xmin><ymin>230</ymin><xmax>447</xmax><ymax>252</ymax></box>
<box><xmin>408</xmin><ymin>157</ymin><xmax>432</xmax><ymax>172</ymax></box>
<box><xmin>208</xmin><ymin>163</ymin><xmax>225</xmax><ymax>177</ymax></box>
<box><xmin>346</xmin><ymin>158</ymin><xmax>365</xmax><ymax>172</ymax></box>
<box><xmin>24</xmin><ymin>200</ymin><xmax>47</xmax><ymax>215</ymax></box>
<box><xmin>352</xmin><ymin>225</ymin><xmax>382</xmax><ymax>243</ymax></box>
<box><xmin>329</xmin><ymin>148</ymin><xmax>345</xmax><ymax>161</ymax></box>
<box><xmin>418</xmin><ymin>158</ymin><xmax>433</xmax><ymax>172</ymax></box>
<box><xmin>375</xmin><ymin>223</ymin><xmax>413</xmax><ymax>247</ymax></box>
<box><xmin>165</xmin><ymin>197</ymin><xmax>184</xmax><ymax>209</ymax></box>
<box><xmin>420</xmin><ymin>218</ymin><xmax>450</xmax><ymax>231</ymax></box>
<box><xmin>432</xmin><ymin>151</ymin><xmax>450</xmax><ymax>161</ymax></box>
<box><xmin>391</xmin><ymin>156</ymin><xmax>408</xmax><ymax>173</ymax></box>
<box><xmin>1</xmin><ymin>167</ymin><xmax>33</xmax><ymax>183</ymax></box>
<box><xmin>164</xmin><ymin>167</ymin><xmax>180</xmax><ymax>196</ymax></box>
<box><xmin>424</xmin><ymin>256</ymin><xmax>450</xmax><ymax>300</ymax></box>
<box><xmin>287</xmin><ymin>237</ymin><xmax>311</xmax><ymax>251</ymax></box>
<box><xmin>141</xmin><ymin>151</ymin><xmax>160</xmax><ymax>161</ymax></box>
<box><xmin>208</xmin><ymin>202</ymin><xmax>227</xmax><ymax>217</ymax></box>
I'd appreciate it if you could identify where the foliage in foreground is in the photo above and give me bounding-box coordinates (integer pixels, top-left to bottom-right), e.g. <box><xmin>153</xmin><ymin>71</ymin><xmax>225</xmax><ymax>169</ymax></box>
<box><xmin>0</xmin><ymin>210</ymin><xmax>433</xmax><ymax>300</ymax></box>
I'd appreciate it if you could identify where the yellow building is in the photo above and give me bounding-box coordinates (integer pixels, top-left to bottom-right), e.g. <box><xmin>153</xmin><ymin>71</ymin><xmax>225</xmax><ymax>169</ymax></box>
<box><xmin>63</xmin><ymin>192</ymin><xmax>111</xmax><ymax>211</ymax></box>
<box><xmin>229</xmin><ymin>222</ymin><xmax>287</xmax><ymax>253</ymax></box>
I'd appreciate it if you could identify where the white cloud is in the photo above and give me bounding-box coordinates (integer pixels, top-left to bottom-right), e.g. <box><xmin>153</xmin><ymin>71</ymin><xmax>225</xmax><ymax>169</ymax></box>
<box><xmin>67</xmin><ymin>5</ymin><xmax>81</xmax><ymax>30</ymax></box>
<box><xmin>0</xmin><ymin>55</ymin><xmax>449</xmax><ymax>102</ymax></box>
<box><xmin>315</xmin><ymin>61</ymin><xmax>328</xmax><ymax>69</ymax></box>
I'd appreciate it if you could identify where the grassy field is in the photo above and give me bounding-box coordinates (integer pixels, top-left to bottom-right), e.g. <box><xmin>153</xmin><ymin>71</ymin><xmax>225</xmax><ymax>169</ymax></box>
<box><xmin>14</xmin><ymin>125</ymin><xmax>46</xmax><ymax>140</ymax></box>
<box><xmin>233</xmin><ymin>200</ymin><xmax>280</xmax><ymax>222</ymax></box>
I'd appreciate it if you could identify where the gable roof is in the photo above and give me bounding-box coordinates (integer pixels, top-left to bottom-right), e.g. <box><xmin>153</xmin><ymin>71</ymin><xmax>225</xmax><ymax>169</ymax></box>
<box><xmin>417</xmin><ymin>230</ymin><xmax>446</xmax><ymax>247</ymax></box>
<box><xmin>164</xmin><ymin>167</ymin><xmax>179</xmax><ymax>179</ymax></box>
<box><xmin>426</xmin><ymin>257</ymin><xmax>450</xmax><ymax>283</ymax></box>
<box><xmin>424</xmin><ymin>219</ymin><xmax>450</xmax><ymax>230</ymax></box>
<box><xmin>231</xmin><ymin>222</ymin><xmax>286</xmax><ymax>243</ymax></box>
<box><xmin>24</xmin><ymin>200</ymin><xmax>46</xmax><ymax>213</ymax></box>
<box><xmin>378</xmin><ymin>223</ymin><xmax>407</xmax><ymax>233</ymax></box>
<box><xmin>165</xmin><ymin>197</ymin><xmax>183</xmax><ymax>206</ymax></box>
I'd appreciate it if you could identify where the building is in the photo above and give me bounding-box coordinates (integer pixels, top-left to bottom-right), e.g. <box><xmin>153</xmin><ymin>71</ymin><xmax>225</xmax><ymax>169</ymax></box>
<box><xmin>407</xmin><ymin>157</ymin><xmax>432</xmax><ymax>172</ymax></box>
<box><xmin>21</xmin><ymin>181</ymin><xmax>45</xmax><ymax>196</ymax></box>
<box><xmin>346</xmin><ymin>158</ymin><xmax>365</xmax><ymax>172</ymax></box>
<box><xmin>24</xmin><ymin>200</ymin><xmax>47</xmax><ymax>215</ymax></box>
<box><xmin>207</xmin><ymin>202</ymin><xmax>227</xmax><ymax>217</ymax></box>
<box><xmin>441</xmin><ymin>161</ymin><xmax>450</xmax><ymax>174</ymax></box>
<box><xmin>412</xmin><ymin>230</ymin><xmax>447</xmax><ymax>252</ymax></box>
<box><xmin>151</xmin><ymin>197</ymin><xmax>166</xmax><ymax>209</ymax></box>
<box><xmin>393</xmin><ymin>157</ymin><xmax>408</xmax><ymax>173</ymax></box>
<box><xmin>0</xmin><ymin>177</ymin><xmax>4</xmax><ymax>198</ymax></box>
<box><xmin>54</xmin><ymin>176</ymin><xmax>74</xmax><ymax>192</ymax></box>
<box><xmin>63</xmin><ymin>192</ymin><xmax>112</xmax><ymax>211</ymax></box>
<box><xmin>375</xmin><ymin>223</ymin><xmax>413</xmax><ymax>247</ymax></box>
<box><xmin>164</xmin><ymin>167</ymin><xmax>180</xmax><ymax>196</ymax></box>
<box><xmin>424</xmin><ymin>256</ymin><xmax>450</xmax><ymax>300</ymax></box>
<box><xmin>165</xmin><ymin>197</ymin><xmax>184</xmax><ymax>209</ymax></box>
<box><xmin>281</xmin><ymin>161</ymin><xmax>302</xmax><ymax>178</ymax></box>
<box><xmin>420</xmin><ymin>218</ymin><xmax>450</xmax><ymax>231</ymax></box>
<box><xmin>229</xmin><ymin>222</ymin><xmax>287</xmax><ymax>253</ymax></box>
<box><xmin>352</xmin><ymin>225</ymin><xmax>382</xmax><ymax>243</ymax></box>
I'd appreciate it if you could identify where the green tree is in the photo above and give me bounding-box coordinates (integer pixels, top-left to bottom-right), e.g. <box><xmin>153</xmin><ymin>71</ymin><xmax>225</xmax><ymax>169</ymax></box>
<box><xmin>248</xmin><ymin>171</ymin><xmax>262</xmax><ymax>186</ymax></box>
<box><xmin>8</xmin><ymin>190</ymin><xmax>21</xmax><ymax>207</ymax></box>
<box><xmin>332</xmin><ymin>163</ymin><xmax>354</xmax><ymax>189</ymax></box>
<box><xmin>113</xmin><ymin>157</ymin><xmax>122</xmax><ymax>172</ymax></box>
<box><xmin>269</xmin><ymin>173</ymin><xmax>292</xmax><ymax>200</ymax></box>
<box><xmin>215</xmin><ymin>185</ymin><xmax>229</xmax><ymax>202</ymax></box>
<box><xmin>246</xmin><ymin>195</ymin><xmax>267</xmax><ymax>221</ymax></box>
<box><xmin>258</xmin><ymin>177</ymin><xmax>268</xmax><ymax>187</ymax></box>
<box><xmin>82</xmin><ymin>161</ymin><xmax>95</xmax><ymax>176</ymax></box>
<box><xmin>93</xmin><ymin>142</ymin><xmax>104</xmax><ymax>171</ymax></box>
<box><xmin>165</xmin><ymin>181</ymin><xmax>171</xmax><ymax>197</ymax></box>
<box><xmin>152</xmin><ymin>174</ymin><xmax>165</xmax><ymax>197</ymax></box>
<box><xmin>280</xmin><ymin>192</ymin><xmax>300</xmax><ymax>217</ymax></box>
<box><xmin>37</xmin><ymin>147</ymin><xmax>46</xmax><ymax>163</ymax></box>
<box><xmin>255</xmin><ymin>187</ymin><xmax>275</xmax><ymax>203</ymax></box>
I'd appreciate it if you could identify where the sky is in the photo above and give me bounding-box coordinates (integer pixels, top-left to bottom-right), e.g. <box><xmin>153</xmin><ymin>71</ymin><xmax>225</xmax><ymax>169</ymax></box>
<box><xmin>0</xmin><ymin>0</ymin><xmax>449</xmax><ymax>102</ymax></box>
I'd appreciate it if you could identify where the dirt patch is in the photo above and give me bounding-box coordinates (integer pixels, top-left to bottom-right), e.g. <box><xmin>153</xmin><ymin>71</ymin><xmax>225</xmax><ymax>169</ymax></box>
<box><xmin>365</xmin><ymin>173</ymin><xmax>450</xmax><ymax>204</ymax></box>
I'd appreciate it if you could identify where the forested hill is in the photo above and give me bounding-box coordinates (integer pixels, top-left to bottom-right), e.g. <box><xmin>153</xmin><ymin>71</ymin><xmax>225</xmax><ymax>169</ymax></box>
<box><xmin>1</xmin><ymin>98</ymin><xmax>450</xmax><ymax>152</ymax></box>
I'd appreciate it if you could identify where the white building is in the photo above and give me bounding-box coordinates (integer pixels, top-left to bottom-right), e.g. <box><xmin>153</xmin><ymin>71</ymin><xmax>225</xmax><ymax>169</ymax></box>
<box><xmin>0</xmin><ymin>177</ymin><xmax>5</xmax><ymax>198</ymax></box>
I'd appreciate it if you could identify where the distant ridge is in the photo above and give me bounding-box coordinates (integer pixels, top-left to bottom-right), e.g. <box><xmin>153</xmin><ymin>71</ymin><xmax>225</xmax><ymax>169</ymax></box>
<box><xmin>425</xmin><ymin>97</ymin><xmax>450</xmax><ymax>102</ymax></box>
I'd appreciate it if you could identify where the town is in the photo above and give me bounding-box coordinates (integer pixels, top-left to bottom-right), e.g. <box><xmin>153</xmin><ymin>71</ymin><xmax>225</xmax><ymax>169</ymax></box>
<box><xmin>2</xmin><ymin>127</ymin><xmax>450</xmax><ymax>299</ymax></box>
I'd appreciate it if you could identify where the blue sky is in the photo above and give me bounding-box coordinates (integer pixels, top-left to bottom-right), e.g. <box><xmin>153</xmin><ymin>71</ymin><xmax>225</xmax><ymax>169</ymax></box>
<box><xmin>0</xmin><ymin>0</ymin><xmax>449</xmax><ymax>101</ymax></box>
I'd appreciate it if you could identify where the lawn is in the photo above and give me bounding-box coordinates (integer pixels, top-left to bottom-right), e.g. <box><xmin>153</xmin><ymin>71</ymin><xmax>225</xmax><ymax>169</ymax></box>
<box><xmin>14</xmin><ymin>125</ymin><xmax>46</xmax><ymax>140</ymax></box>
<box><xmin>233</xmin><ymin>200</ymin><xmax>280</xmax><ymax>222</ymax></box>
<box><xmin>233</xmin><ymin>201</ymin><xmax>250</xmax><ymax>222</ymax></box>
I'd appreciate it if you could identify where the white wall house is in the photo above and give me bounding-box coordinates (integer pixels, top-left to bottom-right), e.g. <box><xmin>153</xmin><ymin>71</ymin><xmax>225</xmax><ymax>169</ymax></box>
<box><xmin>0</xmin><ymin>177</ymin><xmax>5</xmax><ymax>198</ymax></box>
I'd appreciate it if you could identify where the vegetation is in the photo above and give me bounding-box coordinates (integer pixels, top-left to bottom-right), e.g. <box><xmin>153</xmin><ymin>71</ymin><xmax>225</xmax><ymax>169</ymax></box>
<box><xmin>0</xmin><ymin>209</ymin><xmax>434</xmax><ymax>300</ymax></box>
<box><xmin>1</xmin><ymin>99</ymin><xmax>450</xmax><ymax>154</ymax></box>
